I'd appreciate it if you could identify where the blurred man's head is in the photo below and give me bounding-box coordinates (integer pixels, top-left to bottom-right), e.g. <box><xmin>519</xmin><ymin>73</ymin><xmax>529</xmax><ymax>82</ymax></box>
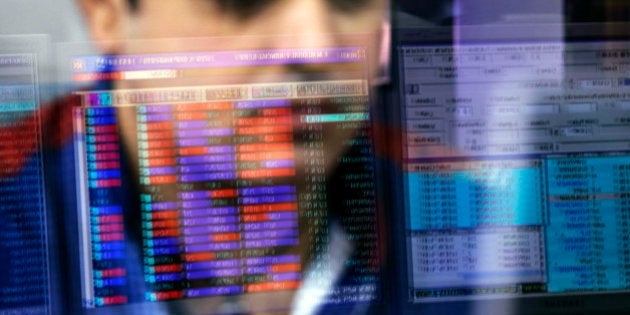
<box><xmin>71</xmin><ymin>2</ymin><xmax>387</xmax><ymax>313</ymax></box>
<box><xmin>77</xmin><ymin>0</ymin><xmax>386</xmax><ymax>54</ymax></box>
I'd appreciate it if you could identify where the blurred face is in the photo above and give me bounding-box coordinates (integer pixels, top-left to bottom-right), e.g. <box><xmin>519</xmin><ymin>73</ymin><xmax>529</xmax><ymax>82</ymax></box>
<box><xmin>82</xmin><ymin>0</ymin><xmax>386</xmax><ymax>54</ymax></box>
<box><xmin>77</xmin><ymin>0</ymin><xmax>386</xmax><ymax>154</ymax></box>
<box><xmin>76</xmin><ymin>3</ymin><xmax>385</xmax><ymax>312</ymax></box>
<box><xmin>78</xmin><ymin>0</ymin><xmax>386</xmax><ymax>148</ymax></box>
<box><xmin>141</xmin><ymin>0</ymin><xmax>382</xmax><ymax>36</ymax></box>
<box><xmin>79</xmin><ymin>0</ymin><xmax>387</xmax><ymax>147</ymax></box>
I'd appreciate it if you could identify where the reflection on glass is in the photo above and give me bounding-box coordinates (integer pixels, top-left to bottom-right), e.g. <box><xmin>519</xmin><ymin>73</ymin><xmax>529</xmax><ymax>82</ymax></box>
<box><xmin>2</xmin><ymin>0</ymin><xmax>388</xmax><ymax>314</ymax></box>
<box><xmin>0</xmin><ymin>37</ymin><xmax>50</xmax><ymax>315</ymax></box>
<box><xmin>62</xmin><ymin>40</ymin><xmax>381</xmax><ymax>314</ymax></box>
<box><xmin>397</xmin><ymin>22</ymin><xmax>630</xmax><ymax>314</ymax></box>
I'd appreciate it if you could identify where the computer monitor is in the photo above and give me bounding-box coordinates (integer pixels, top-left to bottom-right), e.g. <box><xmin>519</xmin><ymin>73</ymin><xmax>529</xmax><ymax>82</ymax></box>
<box><xmin>391</xmin><ymin>22</ymin><xmax>630</xmax><ymax>314</ymax></box>
<box><xmin>56</xmin><ymin>36</ymin><xmax>384</xmax><ymax>314</ymax></box>
<box><xmin>0</xmin><ymin>35</ymin><xmax>56</xmax><ymax>315</ymax></box>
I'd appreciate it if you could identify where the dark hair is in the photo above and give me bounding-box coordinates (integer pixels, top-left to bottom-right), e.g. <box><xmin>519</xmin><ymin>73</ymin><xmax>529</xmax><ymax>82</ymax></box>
<box><xmin>128</xmin><ymin>0</ymin><xmax>138</xmax><ymax>10</ymax></box>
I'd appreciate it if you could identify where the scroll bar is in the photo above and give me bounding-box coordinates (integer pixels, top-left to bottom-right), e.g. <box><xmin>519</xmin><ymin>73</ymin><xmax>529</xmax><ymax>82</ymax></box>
<box><xmin>73</xmin><ymin>107</ymin><xmax>95</xmax><ymax>308</ymax></box>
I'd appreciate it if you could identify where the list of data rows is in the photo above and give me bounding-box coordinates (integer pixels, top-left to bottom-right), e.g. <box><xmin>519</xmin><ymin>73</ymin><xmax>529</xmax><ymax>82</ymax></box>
<box><xmin>406</xmin><ymin>155</ymin><xmax>630</xmax><ymax>293</ymax></box>
<box><xmin>401</xmin><ymin>42</ymin><xmax>630</xmax><ymax>158</ymax></box>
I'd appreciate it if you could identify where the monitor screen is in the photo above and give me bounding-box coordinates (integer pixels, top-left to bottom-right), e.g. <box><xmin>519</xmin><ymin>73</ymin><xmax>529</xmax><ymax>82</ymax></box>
<box><xmin>4</xmin><ymin>1</ymin><xmax>630</xmax><ymax>314</ymax></box>
<box><xmin>58</xmin><ymin>36</ymin><xmax>383</xmax><ymax>314</ymax></box>
<box><xmin>393</xmin><ymin>23</ymin><xmax>630</xmax><ymax>314</ymax></box>
<box><xmin>0</xmin><ymin>35</ymin><xmax>54</xmax><ymax>315</ymax></box>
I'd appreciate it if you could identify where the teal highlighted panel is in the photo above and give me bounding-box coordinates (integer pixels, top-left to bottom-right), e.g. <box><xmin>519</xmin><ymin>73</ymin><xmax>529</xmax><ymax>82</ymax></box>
<box><xmin>406</xmin><ymin>160</ymin><xmax>543</xmax><ymax>231</ymax></box>
<box><xmin>0</xmin><ymin>102</ymin><xmax>36</xmax><ymax>112</ymax></box>
<box><xmin>545</xmin><ymin>155</ymin><xmax>630</xmax><ymax>292</ymax></box>
<box><xmin>300</xmin><ymin>112</ymin><xmax>369</xmax><ymax>123</ymax></box>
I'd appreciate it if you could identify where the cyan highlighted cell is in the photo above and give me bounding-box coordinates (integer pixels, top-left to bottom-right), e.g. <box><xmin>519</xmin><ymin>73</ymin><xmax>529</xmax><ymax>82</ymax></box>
<box><xmin>406</xmin><ymin>166</ymin><xmax>543</xmax><ymax>231</ymax></box>
<box><xmin>300</xmin><ymin>113</ymin><xmax>369</xmax><ymax>123</ymax></box>
<box><xmin>0</xmin><ymin>102</ymin><xmax>36</xmax><ymax>112</ymax></box>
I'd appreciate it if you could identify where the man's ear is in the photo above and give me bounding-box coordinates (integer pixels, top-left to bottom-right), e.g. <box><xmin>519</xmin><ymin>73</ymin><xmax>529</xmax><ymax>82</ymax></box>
<box><xmin>77</xmin><ymin>0</ymin><xmax>130</xmax><ymax>53</ymax></box>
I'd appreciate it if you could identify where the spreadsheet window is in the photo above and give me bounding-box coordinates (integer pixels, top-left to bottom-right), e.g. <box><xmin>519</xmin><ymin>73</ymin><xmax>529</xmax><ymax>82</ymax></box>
<box><xmin>399</xmin><ymin>39</ymin><xmax>630</xmax><ymax>301</ymax></box>
<box><xmin>68</xmin><ymin>45</ymin><xmax>381</xmax><ymax>313</ymax></box>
